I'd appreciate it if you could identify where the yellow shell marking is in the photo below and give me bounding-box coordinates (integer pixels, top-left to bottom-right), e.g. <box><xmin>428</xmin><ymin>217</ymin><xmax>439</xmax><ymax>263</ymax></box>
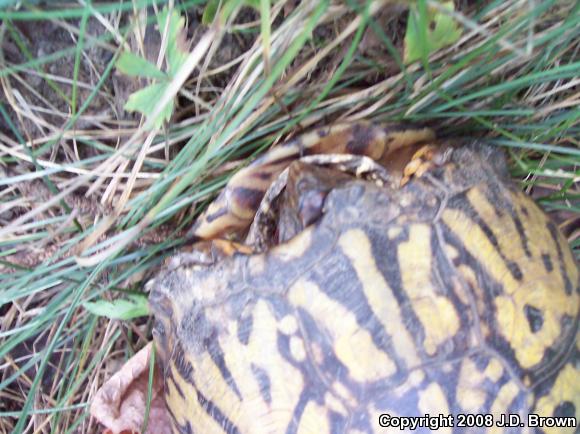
<box><xmin>456</xmin><ymin>357</ymin><xmax>487</xmax><ymax>412</ymax></box>
<box><xmin>296</xmin><ymin>401</ymin><xmax>330</xmax><ymax>434</ymax></box>
<box><xmin>484</xmin><ymin>358</ymin><xmax>504</xmax><ymax>383</ymax></box>
<box><xmin>164</xmin><ymin>363</ymin><xmax>203</xmax><ymax>430</ymax></box>
<box><xmin>397</xmin><ymin>224</ymin><xmax>460</xmax><ymax>356</ymax></box>
<box><xmin>418</xmin><ymin>383</ymin><xmax>452</xmax><ymax>434</ymax></box>
<box><xmin>488</xmin><ymin>381</ymin><xmax>521</xmax><ymax>434</ymax></box>
<box><xmin>391</xmin><ymin>369</ymin><xmax>425</xmax><ymax>399</ymax></box>
<box><xmin>494</xmin><ymin>281</ymin><xmax>574</xmax><ymax>369</ymax></box>
<box><xmin>441</xmin><ymin>185</ymin><xmax>578</xmax><ymax>369</ymax></box>
<box><xmin>271</xmin><ymin>227</ymin><xmax>313</xmax><ymax>261</ymax></box>
<box><xmin>173</xmin><ymin>299</ymin><xmax>307</xmax><ymax>433</ymax></box>
<box><xmin>338</xmin><ymin>228</ymin><xmax>420</xmax><ymax>369</ymax></box>
<box><xmin>288</xmin><ymin>276</ymin><xmax>397</xmax><ymax>384</ymax></box>
<box><xmin>534</xmin><ymin>363</ymin><xmax>580</xmax><ymax>434</ymax></box>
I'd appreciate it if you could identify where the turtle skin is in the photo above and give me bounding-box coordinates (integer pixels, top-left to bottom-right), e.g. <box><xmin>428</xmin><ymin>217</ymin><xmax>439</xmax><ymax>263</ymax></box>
<box><xmin>150</xmin><ymin>125</ymin><xmax>579</xmax><ymax>434</ymax></box>
<box><xmin>190</xmin><ymin>123</ymin><xmax>435</xmax><ymax>241</ymax></box>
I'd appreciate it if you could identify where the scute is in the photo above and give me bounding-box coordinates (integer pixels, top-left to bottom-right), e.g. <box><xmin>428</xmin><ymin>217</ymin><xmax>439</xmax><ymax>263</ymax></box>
<box><xmin>150</xmin><ymin>124</ymin><xmax>579</xmax><ymax>434</ymax></box>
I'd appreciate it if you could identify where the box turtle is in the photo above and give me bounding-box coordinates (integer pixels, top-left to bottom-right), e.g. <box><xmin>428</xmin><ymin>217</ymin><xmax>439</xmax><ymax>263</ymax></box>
<box><xmin>149</xmin><ymin>123</ymin><xmax>579</xmax><ymax>434</ymax></box>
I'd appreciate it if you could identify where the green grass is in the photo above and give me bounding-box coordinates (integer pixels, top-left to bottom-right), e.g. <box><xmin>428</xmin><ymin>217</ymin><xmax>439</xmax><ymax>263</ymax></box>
<box><xmin>0</xmin><ymin>0</ymin><xmax>578</xmax><ymax>432</ymax></box>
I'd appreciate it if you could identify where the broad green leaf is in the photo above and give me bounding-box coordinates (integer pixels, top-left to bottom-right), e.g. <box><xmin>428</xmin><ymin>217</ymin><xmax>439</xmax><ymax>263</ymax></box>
<box><xmin>83</xmin><ymin>294</ymin><xmax>149</xmax><ymax>320</ymax></box>
<box><xmin>115</xmin><ymin>51</ymin><xmax>166</xmax><ymax>80</ymax></box>
<box><xmin>124</xmin><ymin>82</ymin><xmax>174</xmax><ymax>128</ymax></box>
<box><xmin>115</xmin><ymin>7</ymin><xmax>190</xmax><ymax>129</ymax></box>
<box><xmin>404</xmin><ymin>1</ymin><xmax>462</xmax><ymax>64</ymax></box>
<box><xmin>157</xmin><ymin>7</ymin><xmax>189</xmax><ymax>75</ymax></box>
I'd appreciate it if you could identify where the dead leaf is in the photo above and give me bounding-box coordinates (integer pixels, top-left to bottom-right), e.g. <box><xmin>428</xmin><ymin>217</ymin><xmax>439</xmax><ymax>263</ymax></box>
<box><xmin>90</xmin><ymin>343</ymin><xmax>171</xmax><ymax>434</ymax></box>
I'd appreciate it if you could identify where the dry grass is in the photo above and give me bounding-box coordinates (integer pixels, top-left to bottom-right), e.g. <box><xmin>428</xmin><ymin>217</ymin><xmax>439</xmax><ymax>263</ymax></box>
<box><xmin>0</xmin><ymin>0</ymin><xmax>578</xmax><ymax>432</ymax></box>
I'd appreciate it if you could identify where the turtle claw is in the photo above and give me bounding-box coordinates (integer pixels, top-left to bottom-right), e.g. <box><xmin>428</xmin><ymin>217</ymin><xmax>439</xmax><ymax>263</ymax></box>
<box><xmin>401</xmin><ymin>144</ymin><xmax>453</xmax><ymax>186</ymax></box>
<box><xmin>166</xmin><ymin>239</ymin><xmax>254</xmax><ymax>271</ymax></box>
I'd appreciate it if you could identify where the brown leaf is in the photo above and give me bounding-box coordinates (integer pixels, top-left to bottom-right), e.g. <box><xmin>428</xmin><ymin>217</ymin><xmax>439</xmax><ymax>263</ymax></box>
<box><xmin>90</xmin><ymin>343</ymin><xmax>171</xmax><ymax>434</ymax></box>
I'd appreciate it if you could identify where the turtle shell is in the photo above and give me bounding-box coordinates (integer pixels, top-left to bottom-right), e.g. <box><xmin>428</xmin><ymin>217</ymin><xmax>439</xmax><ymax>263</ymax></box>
<box><xmin>150</xmin><ymin>124</ymin><xmax>579</xmax><ymax>434</ymax></box>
